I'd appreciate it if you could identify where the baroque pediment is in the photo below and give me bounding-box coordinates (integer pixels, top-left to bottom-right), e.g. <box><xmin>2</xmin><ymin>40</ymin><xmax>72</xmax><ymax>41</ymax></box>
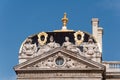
<box><xmin>15</xmin><ymin>48</ymin><xmax>104</xmax><ymax>71</ymax></box>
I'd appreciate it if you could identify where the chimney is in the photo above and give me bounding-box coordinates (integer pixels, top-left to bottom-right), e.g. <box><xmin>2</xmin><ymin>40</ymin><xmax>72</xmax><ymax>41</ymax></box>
<box><xmin>91</xmin><ymin>18</ymin><xmax>103</xmax><ymax>52</ymax></box>
<box><xmin>98</xmin><ymin>27</ymin><xmax>103</xmax><ymax>52</ymax></box>
<box><xmin>91</xmin><ymin>18</ymin><xmax>99</xmax><ymax>40</ymax></box>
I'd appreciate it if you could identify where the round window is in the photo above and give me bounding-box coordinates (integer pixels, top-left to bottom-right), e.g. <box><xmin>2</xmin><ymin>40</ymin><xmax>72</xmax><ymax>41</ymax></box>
<box><xmin>55</xmin><ymin>57</ymin><xmax>64</xmax><ymax>65</ymax></box>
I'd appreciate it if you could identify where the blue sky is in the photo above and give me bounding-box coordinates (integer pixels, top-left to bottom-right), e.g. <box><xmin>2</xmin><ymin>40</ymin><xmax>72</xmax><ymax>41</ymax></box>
<box><xmin>0</xmin><ymin>0</ymin><xmax>120</xmax><ymax>80</ymax></box>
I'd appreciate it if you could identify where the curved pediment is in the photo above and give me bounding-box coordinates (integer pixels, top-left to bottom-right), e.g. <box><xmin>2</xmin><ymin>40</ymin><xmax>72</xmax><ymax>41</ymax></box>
<box><xmin>19</xmin><ymin>31</ymin><xmax>101</xmax><ymax>64</ymax></box>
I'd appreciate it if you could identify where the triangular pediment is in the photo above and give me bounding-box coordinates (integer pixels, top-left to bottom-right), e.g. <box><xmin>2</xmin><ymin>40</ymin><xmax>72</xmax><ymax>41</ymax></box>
<box><xmin>14</xmin><ymin>48</ymin><xmax>104</xmax><ymax>71</ymax></box>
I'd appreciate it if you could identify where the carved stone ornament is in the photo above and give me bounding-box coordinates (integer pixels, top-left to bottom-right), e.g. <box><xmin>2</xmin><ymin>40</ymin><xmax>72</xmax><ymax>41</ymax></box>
<box><xmin>62</xmin><ymin>36</ymin><xmax>81</xmax><ymax>53</ymax></box>
<box><xmin>38</xmin><ymin>32</ymin><xmax>48</xmax><ymax>45</ymax></box>
<box><xmin>47</xmin><ymin>36</ymin><xmax>60</xmax><ymax>48</ymax></box>
<box><xmin>26</xmin><ymin>52</ymin><xmax>90</xmax><ymax>69</ymax></box>
<box><xmin>74</xmin><ymin>31</ymin><xmax>84</xmax><ymax>46</ymax></box>
<box><xmin>83</xmin><ymin>38</ymin><xmax>100</xmax><ymax>56</ymax></box>
<box><xmin>20</xmin><ymin>38</ymin><xmax>37</xmax><ymax>56</ymax></box>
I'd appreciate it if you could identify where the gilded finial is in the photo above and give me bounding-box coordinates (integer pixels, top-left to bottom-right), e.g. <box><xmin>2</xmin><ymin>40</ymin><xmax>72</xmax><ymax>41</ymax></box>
<box><xmin>62</xmin><ymin>13</ymin><xmax>68</xmax><ymax>27</ymax></box>
<box><xmin>54</xmin><ymin>13</ymin><xmax>74</xmax><ymax>32</ymax></box>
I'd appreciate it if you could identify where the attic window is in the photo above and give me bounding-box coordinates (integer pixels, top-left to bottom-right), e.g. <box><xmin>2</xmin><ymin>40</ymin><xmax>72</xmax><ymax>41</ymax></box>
<box><xmin>55</xmin><ymin>57</ymin><xmax>64</xmax><ymax>65</ymax></box>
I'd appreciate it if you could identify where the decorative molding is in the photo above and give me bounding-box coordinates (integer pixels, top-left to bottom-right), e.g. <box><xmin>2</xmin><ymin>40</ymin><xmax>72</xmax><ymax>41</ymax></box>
<box><xmin>23</xmin><ymin>52</ymin><xmax>96</xmax><ymax>69</ymax></box>
<box><xmin>17</xmin><ymin>72</ymin><xmax>102</xmax><ymax>78</ymax></box>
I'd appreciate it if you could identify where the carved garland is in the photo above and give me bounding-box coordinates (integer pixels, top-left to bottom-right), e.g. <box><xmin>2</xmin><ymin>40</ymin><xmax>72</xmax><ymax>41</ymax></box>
<box><xmin>38</xmin><ymin>32</ymin><xmax>48</xmax><ymax>45</ymax></box>
<box><xmin>74</xmin><ymin>31</ymin><xmax>84</xmax><ymax>46</ymax></box>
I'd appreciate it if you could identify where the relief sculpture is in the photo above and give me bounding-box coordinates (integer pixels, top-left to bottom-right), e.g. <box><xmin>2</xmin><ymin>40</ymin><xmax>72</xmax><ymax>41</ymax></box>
<box><xmin>36</xmin><ymin>36</ymin><xmax>60</xmax><ymax>56</ymax></box>
<box><xmin>83</xmin><ymin>37</ymin><xmax>100</xmax><ymax>57</ymax></box>
<box><xmin>62</xmin><ymin>36</ymin><xmax>81</xmax><ymax>54</ymax></box>
<box><xmin>20</xmin><ymin>38</ymin><xmax>37</xmax><ymax>57</ymax></box>
<box><xmin>47</xmin><ymin>36</ymin><xmax>60</xmax><ymax>48</ymax></box>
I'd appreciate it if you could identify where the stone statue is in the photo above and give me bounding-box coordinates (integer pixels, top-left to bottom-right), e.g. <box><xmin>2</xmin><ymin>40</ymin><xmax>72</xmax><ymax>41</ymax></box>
<box><xmin>36</xmin><ymin>36</ymin><xmax>60</xmax><ymax>56</ymax></box>
<box><xmin>83</xmin><ymin>38</ymin><xmax>99</xmax><ymax>55</ymax></box>
<box><xmin>47</xmin><ymin>36</ymin><xmax>60</xmax><ymax>48</ymax></box>
<box><xmin>62</xmin><ymin>36</ymin><xmax>73</xmax><ymax>49</ymax></box>
<box><xmin>36</xmin><ymin>44</ymin><xmax>50</xmax><ymax>56</ymax></box>
<box><xmin>62</xmin><ymin>36</ymin><xmax>81</xmax><ymax>53</ymax></box>
<box><xmin>20</xmin><ymin>38</ymin><xmax>37</xmax><ymax>57</ymax></box>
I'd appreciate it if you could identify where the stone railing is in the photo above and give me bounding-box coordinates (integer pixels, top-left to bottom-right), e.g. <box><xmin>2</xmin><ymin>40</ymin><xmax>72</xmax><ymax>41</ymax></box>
<box><xmin>102</xmin><ymin>61</ymin><xmax>120</xmax><ymax>72</ymax></box>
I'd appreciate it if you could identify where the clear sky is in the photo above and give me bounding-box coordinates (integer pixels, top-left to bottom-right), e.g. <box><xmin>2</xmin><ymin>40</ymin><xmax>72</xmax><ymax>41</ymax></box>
<box><xmin>0</xmin><ymin>0</ymin><xmax>120</xmax><ymax>80</ymax></box>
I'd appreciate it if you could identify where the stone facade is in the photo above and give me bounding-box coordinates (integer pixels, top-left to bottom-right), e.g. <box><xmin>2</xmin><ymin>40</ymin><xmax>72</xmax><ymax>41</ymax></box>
<box><xmin>14</xmin><ymin>13</ymin><xmax>120</xmax><ymax>80</ymax></box>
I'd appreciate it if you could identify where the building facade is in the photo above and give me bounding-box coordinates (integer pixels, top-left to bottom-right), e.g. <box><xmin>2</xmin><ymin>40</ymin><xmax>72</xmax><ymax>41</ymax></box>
<box><xmin>14</xmin><ymin>13</ymin><xmax>120</xmax><ymax>80</ymax></box>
